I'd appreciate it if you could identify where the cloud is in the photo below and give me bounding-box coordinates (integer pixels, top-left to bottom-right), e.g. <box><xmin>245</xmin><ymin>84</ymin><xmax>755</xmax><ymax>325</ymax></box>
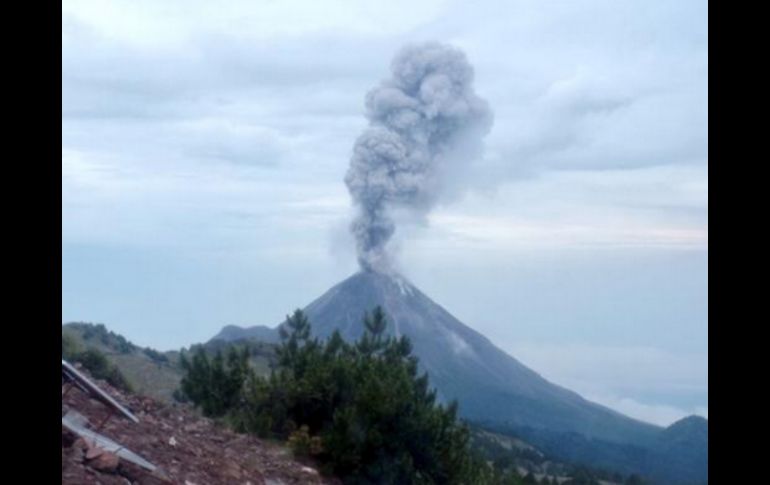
<box><xmin>385</xmin><ymin>165</ymin><xmax>707</xmax><ymax>259</ymax></box>
<box><xmin>585</xmin><ymin>394</ymin><xmax>708</xmax><ymax>427</ymax></box>
<box><xmin>508</xmin><ymin>342</ymin><xmax>707</xmax><ymax>393</ymax></box>
<box><xmin>478</xmin><ymin>63</ymin><xmax>706</xmax><ymax>184</ymax></box>
<box><xmin>502</xmin><ymin>341</ymin><xmax>707</xmax><ymax>426</ymax></box>
<box><xmin>62</xmin><ymin>0</ymin><xmax>708</xmax><ymax>261</ymax></box>
<box><xmin>62</xmin><ymin>145</ymin><xmax>349</xmax><ymax>251</ymax></box>
<box><xmin>438</xmin><ymin>1</ymin><xmax>708</xmax><ymax>184</ymax></box>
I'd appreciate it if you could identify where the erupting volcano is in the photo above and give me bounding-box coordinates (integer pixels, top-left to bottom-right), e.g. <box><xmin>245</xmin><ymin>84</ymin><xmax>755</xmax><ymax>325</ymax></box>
<box><xmin>213</xmin><ymin>44</ymin><xmax>707</xmax><ymax>484</ymax></box>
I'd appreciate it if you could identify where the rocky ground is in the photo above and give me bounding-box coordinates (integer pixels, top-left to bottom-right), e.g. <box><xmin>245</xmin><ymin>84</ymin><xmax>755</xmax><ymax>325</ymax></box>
<box><xmin>62</xmin><ymin>365</ymin><xmax>339</xmax><ymax>485</ymax></box>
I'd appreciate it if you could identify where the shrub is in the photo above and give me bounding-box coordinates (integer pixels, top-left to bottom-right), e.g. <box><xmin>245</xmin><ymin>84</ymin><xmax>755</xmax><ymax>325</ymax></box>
<box><xmin>67</xmin><ymin>348</ymin><xmax>134</xmax><ymax>393</ymax></box>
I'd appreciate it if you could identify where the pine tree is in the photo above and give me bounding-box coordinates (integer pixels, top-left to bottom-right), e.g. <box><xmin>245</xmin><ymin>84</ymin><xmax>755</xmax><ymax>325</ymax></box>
<box><xmin>181</xmin><ymin>307</ymin><xmax>494</xmax><ymax>483</ymax></box>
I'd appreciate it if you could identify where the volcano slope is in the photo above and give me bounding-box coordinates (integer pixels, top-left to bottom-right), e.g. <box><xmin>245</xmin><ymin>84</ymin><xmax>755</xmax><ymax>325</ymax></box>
<box><xmin>213</xmin><ymin>270</ymin><xmax>707</xmax><ymax>483</ymax></box>
<box><xmin>215</xmin><ymin>271</ymin><xmax>658</xmax><ymax>443</ymax></box>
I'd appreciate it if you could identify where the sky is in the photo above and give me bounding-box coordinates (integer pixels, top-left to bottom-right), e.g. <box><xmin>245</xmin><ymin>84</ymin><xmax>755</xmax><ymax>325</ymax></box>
<box><xmin>62</xmin><ymin>0</ymin><xmax>708</xmax><ymax>427</ymax></box>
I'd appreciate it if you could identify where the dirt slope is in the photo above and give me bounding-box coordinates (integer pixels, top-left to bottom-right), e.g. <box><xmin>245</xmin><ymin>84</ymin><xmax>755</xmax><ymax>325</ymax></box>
<box><xmin>62</xmin><ymin>366</ymin><xmax>339</xmax><ymax>485</ymax></box>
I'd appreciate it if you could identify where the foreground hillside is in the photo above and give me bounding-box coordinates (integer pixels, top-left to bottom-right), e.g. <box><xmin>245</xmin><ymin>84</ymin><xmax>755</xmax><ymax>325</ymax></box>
<box><xmin>62</xmin><ymin>363</ymin><xmax>338</xmax><ymax>484</ymax></box>
<box><xmin>63</xmin><ymin>321</ymin><xmax>701</xmax><ymax>484</ymax></box>
<box><xmin>62</xmin><ymin>322</ymin><xmax>276</xmax><ymax>402</ymax></box>
<box><xmin>62</xmin><ymin>322</ymin><xmax>185</xmax><ymax>402</ymax></box>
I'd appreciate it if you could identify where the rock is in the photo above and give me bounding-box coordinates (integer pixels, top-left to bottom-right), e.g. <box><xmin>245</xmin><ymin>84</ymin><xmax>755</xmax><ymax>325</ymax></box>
<box><xmin>90</xmin><ymin>451</ymin><xmax>120</xmax><ymax>472</ymax></box>
<box><xmin>69</xmin><ymin>445</ymin><xmax>86</xmax><ymax>463</ymax></box>
<box><xmin>221</xmin><ymin>462</ymin><xmax>243</xmax><ymax>480</ymax></box>
<box><xmin>72</xmin><ymin>437</ymin><xmax>90</xmax><ymax>450</ymax></box>
<box><xmin>85</xmin><ymin>446</ymin><xmax>105</xmax><ymax>460</ymax></box>
<box><xmin>169</xmin><ymin>436</ymin><xmax>177</xmax><ymax>447</ymax></box>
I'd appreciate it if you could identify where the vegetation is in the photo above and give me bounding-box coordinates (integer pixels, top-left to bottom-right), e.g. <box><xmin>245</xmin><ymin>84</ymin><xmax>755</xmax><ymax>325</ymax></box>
<box><xmin>62</xmin><ymin>333</ymin><xmax>133</xmax><ymax>392</ymax></box>
<box><xmin>179</xmin><ymin>346</ymin><xmax>250</xmax><ymax>417</ymax></box>
<box><xmin>143</xmin><ymin>347</ymin><xmax>170</xmax><ymax>364</ymax></box>
<box><xmin>476</xmin><ymin>421</ymin><xmax>663</xmax><ymax>484</ymax></box>
<box><xmin>179</xmin><ymin>307</ymin><xmax>495</xmax><ymax>483</ymax></box>
<box><xmin>80</xmin><ymin>322</ymin><xmax>135</xmax><ymax>353</ymax></box>
<box><xmin>63</xmin><ymin>322</ymin><xmax>278</xmax><ymax>403</ymax></box>
<box><xmin>466</xmin><ymin>419</ymin><xmax>655</xmax><ymax>484</ymax></box>
<box><xmin>64</xmin><ymin>319</ymin><xmax>665</xmax><ymax>484</ymax></box>
<box><xmin>62</xmin><ymin>323</ymin><xmax>183</xmax><ymax>400</ymax></box>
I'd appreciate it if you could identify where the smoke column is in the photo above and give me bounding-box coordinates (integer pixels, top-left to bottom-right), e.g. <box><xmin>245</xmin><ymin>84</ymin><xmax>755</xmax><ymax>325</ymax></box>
<box><xmin>345</xmin><ymin>42</ymin><xmax>493</xmax><ymax>272</ymax></box>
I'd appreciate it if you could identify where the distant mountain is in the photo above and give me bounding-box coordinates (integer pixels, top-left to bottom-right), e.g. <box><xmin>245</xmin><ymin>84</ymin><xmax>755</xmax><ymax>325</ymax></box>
<box><xmin>652</xmin><ymin>416</ymin><xmax>708</xmax><ymax>483</ymax></box>
<box><xmin>486</xmin><ymin>416</ymin><xmax>708</xmax><ymax>485</ymax></box>
<box><xmin>662</xmin><ymin>415</ymin><xmax>709</xmax><ymax>447</ymax></box>
<box><xmin>212</xmin><ymin>270</ymin><xmax>707</xmax><ymax>483</ymax></box>
<box><xmin>215</xmin><ymin>324</ymin><xmax>280</xmax><ymax>344</ymax></box>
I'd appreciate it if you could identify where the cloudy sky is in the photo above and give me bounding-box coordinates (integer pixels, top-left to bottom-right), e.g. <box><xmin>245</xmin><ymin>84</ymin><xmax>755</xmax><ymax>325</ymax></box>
<box><xmin>62</xmin><ymin>0</ymin><xmax>708</xmax><ymax>426</ymax></box>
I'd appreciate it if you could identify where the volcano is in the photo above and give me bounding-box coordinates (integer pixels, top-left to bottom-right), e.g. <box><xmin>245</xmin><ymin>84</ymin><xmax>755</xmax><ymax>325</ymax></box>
<box><xmin>213</xmin><ymin>270</ymin><xmax>662</xmax><ymax>445</ymax></box>
<box><xmin>213</xmin><ymin>270</ymin><xmax>709</xmax><ymax>482</ymax></box>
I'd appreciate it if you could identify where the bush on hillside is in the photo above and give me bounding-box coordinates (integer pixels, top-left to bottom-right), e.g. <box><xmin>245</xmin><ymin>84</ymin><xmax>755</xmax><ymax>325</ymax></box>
<box><xmin>143</xmin><ymin>347</ymin><xmax>170</xmax><ymax>364</ymax></box>
<box><xmin>178</xmin><ymin>346</ymin><xmax>250</xmax><ymax>417</ymax></box>
<box><xmin>63</xmin><ymin>346</ymin><xmax>134</xmax><ymax>393</ymax></box>
<box><xmin>180</xmin><ymin>307</ymin><xmax>494</xmax><ymax>483</ymax></box>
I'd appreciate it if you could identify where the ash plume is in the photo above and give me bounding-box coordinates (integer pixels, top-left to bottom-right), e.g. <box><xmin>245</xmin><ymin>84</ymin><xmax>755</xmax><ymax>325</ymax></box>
<box><xmin>345</xmin><ymin>42</ymin><xmax>493</xmax><ymax>272</ymax></box>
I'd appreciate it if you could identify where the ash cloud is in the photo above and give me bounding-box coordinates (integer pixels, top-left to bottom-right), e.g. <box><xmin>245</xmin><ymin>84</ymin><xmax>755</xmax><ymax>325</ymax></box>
<box><xmin>345</xmin><ymin>42</ymin><xmax>493</xmax><ymax>272</ymax></box>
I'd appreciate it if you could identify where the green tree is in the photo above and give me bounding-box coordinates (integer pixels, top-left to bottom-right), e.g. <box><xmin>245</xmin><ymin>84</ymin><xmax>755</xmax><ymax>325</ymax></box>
<box><xmin>234</xmin><ymin>307</ymin><xmax>491</xmax><ymax>483</ymax></box>
<box><xmin>625</xmin><ymin>474</ymin><xmax>646</xmax><ymax>485</ymax></box>
<box><xmin>179</xmin><ymin>307</ymin><xmax>495</xmax><ymax>483</ymax></box>
<box><xmin>180</xmin><ymin>347</ymin><xmax>214</xmax><ymax>414</ymax></box>
<box><xmin>522</xmin><ymin>471</ymin><xmax>538</xmax><ymax>483</ymax></box>
<box><xmin>180</xmin><ymin>345</ymin><xmax>250</xmax><ymax>418</ymax></box>
<box><xmin>62</xmin><ymin>333</ymin><xmax>80</xmax><ymax>360</ymax></box>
